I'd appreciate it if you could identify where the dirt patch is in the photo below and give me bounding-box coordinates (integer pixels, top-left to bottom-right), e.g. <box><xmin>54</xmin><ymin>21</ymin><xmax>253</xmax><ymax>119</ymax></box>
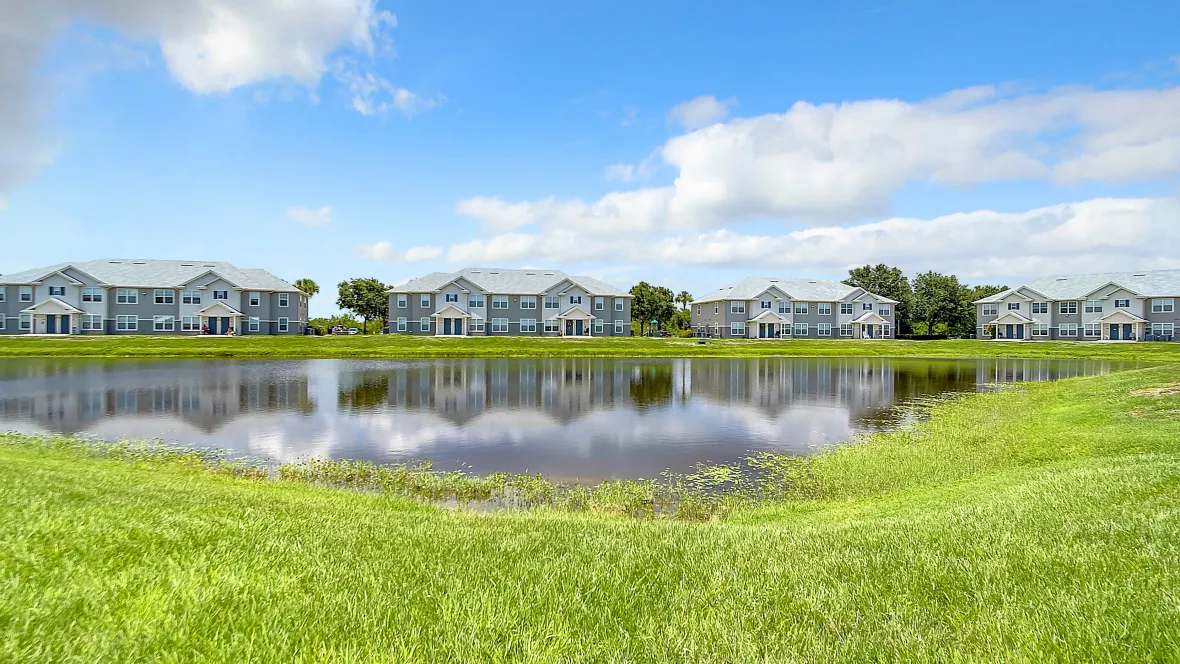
<box><xmin>1131</xmin><ymin>384</ymin><xmax>1180</xmax><ymax>397</ymax></box>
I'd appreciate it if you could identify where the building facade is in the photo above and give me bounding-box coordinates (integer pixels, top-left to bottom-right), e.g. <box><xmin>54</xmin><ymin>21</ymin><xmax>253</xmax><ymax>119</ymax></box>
<box><xmin>974</xmin><ymin>269</ymin><xmax>1180</xmax><ymax>341</ymax></box>
<box><xmin>0</xmin><ymin>259</ymin><xmax>307</xmax><ymax>336</ymax></box>
<box><xmin>690</xmin><ymin>278</ymin><xmax>898</xmax><ymax>339</ymax></box>
<box><xmin>387</xmin><ymin>267</ymin><xmax>632</xmax><ymax>337</ymax></box>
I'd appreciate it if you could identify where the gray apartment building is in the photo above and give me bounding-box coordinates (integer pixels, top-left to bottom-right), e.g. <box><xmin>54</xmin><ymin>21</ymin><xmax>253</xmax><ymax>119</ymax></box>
<box><xmin>690</xmin><ymin>278</ymin><xmax>898</xmax><ymax>339</ymax></box>
<box><xmin>387</xmin><ymin>267</ymin><xmax>632</xmax><ymax>337</ymax></box>
<box><xmin>0</xmin><ymin>259</ymin><xmax>307</xmax><ymax>336</ymax></box>
<box><xmin>974</xmin><ymin>268</ymin><xmax>1180</xmax><ymax>341</ymax></box>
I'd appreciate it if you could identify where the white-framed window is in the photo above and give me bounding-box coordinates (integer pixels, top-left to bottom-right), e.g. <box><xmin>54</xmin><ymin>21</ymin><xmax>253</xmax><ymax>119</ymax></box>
<box><xmin>520</xmin><ymin>296</ymin><xmax>537</xmax><ymax>309</ymax></box>
<box><xmin>248</xmin><ymin>292</ymin><xmax>261</xmax><ymax>307</ymax></box>
<box><xmin>116</xmin><ymin>315</ymin><xmax>137</xmax><ymax>331</ymax></box>
<box><xmin>545</xmin><ymin>295</ymin><xmax>559</xmax><ymax>309</ymax></box>
<box><xmin>840</xmin><ymin>303</ymin><xmax>854</xmax><ymax>315</ymax></box>
<box><xmin>760</xmin><ymin>300</ymin><xmax>771</xmax><ymax>310</ymax></box>
<box><xmin>778</xmin><ymin>301</ymin><xmax>789</xmax><ymax>314</ymax></box>
<box><xmin>1031</xmin><ymin>302</ymin><xmax>1048</xmax><ymax>314</ymax></box>
<box><xmin>424</xmin><ymin>295</ymin><xmax>435</xmax><ymax>307</ymax></box>
<box><xmin>48</xmin><ymin>286</ymin><xmax>66</xmax><ymax>296</ymax></box>
<box><xmin>1151</xmin><ymin>323</ymin><xmax>1174</xmax><ymax>337</ymax></box>
<box><xmin>862</xmin><ymin>302</ymin><xmax>873</xmax><ymax>311</ymax></box>
<box><xmin>615</xmin><ymin>298</ymin><xmax>624</xmax><ymax>311</ymax></box>
<box><xmin>154</xmin><ymin>290</ymin><xmax>175</xmax><ymax>305</ymax></box>
<box><xmin>396</xmin><ymin>317</ymin><xmax>407</xmax><ymax>332</ymax></box>
<box><xmin>0</xmin><ymin>290</ymin><xmax>4</xmax><ymax>303</ymax></box>
<box><xmin>1032</xmin><ymin>323</ymin><xmax>1049</xmax><ymax>337</ymax></box>
<box><xmin>213</xmin><ymin>290</ymin><xmax>228</xmax><ymax>300</ymax></box>
<box><xmin>81</xmin><ymin>314</ymin><xmax>103</xmax><ymax>331</ymax></box>
<box><xmin>840</xmin><ymin>324</ymin><xmax>852</xmax><ymax>337</ymax></box>
<box><xmin>1114</xmin><ymin>299</ymin><xmax>1130</xmax><ymax>308</ymax></box>
<box><xmin>794</xmin><ymin>322</ymin><xmax>808</xmax><ymax>336</ymax></box>
<box><xmin>981</xmin><ymin>304</ymin><xmax>998</xmax><ymax>317</ymax></box>
<box><xmin>153</xmin><ymin>315</ymin><xmax>174</xmax><ymax>331</ymax></box>
<box><xmin>730</xmin><ymin>301</ymin><xmax>745</xmax><ymax>314</ymax></box>
<box><xmin>279</xmin><ymin>293</ymin><xmax>289</xmax><ymax>308</ymax></box>
<box><xmin>794</xmin><ymin>302</ymin><xmax>808</xmax><ymax>315</ymax></box>
<box><xmin>1084</xmin><ymin>323</ymin><xmax>1101</xmax><ymax>338</ymax></box>
<box><xmin>19</xmin><ymin>286</ymin><xmax>33</xmax><ymax>302</ymax></box>
<box><xmin>469</xmin><ymin>295</ymin><xmax>486</xmax><ymax>308</ymax></box>
<box><xmin>1059</xmin><ymin>323</ymin><xmax>1078</xmax><ymax>337</ymax></box>
<box><xmin>879</xmin><ymin>306</ymin><xmax>891</xmax><ymax>317</ymax></box>
<box><xmin>520</xmin><ymin>319</ymin><xmax>537</xmax><ymax>333</ymax></box>
<box><xmin>818</xmin><ymin>303</ymin><xmax>832</xmax><ymax>316</ymax></box>
<box><xmin>81</xmin><ymin>287</ymin><xmax>103</xmax><ymax>302</ymax></box>
<box><xmin>420</xmin><ymin>317</ymin><xmax>430</xmax><ymax>332</ymax></box>
<box><xmin>696</xmin><ymin>305</ymin><xmax>702</xmax><ymax>315</ymax></box>
<box><xmin>491</xmin><ymin>318</ymin><xmax>508</xmax><ymax>332</ymax></box>
<box><xmin>278</xmin><ymin>317</ymin><xmax>289</xmax><ymax>332</ymax></box>
<box><xmin>545</xmin><ymin>319</ymin><xmax>559</xmax><ymax>333</ymax></box>
<box><xmin>445</xmin><ymin>293</ymin><xmax>459</xmax><ymax>304</ymax></box>
<box><xmin>248</xmin><ymin>317</ymin><xmax>260</xmax><ymax>332</ymax></box>
<box><xmin>116</xmin><ymin>289</ymin><xmax>137</xmax><ymax>304</ymax></box>
<box><xmin>470</xmin><ymin>318</ymin><xmax>485</xmax><ymax>332</ymax></box>
<box><xmin>492</xmin><ymin>296</ymin><xmax>509</xmax><ymax>309</ymax></box>
<box><xmin>181</xmin><ymin>316</ymin><xmax>200</xmax><ymax>332</ymax></box>
<box><xmin>594</xmin><ymin>297</ymin><xmax>604</xmax><ymax>310</ymax></box>
<box><xmin>0</xmin><ymin>316</ymin><xmax>5</xmax><ymax>330</ymax></box>
<box><xmin>593</xmin><ymin>319</ymin><xmax>603</xmax><ymax>334</ymax></box>
<box><xmin>1151</xmin><ymin>298</ymin><xmax>1174</xmax><ymax>313</ymax></box>
<box><xmin>882</xmin><ymin>324</ymin><xmax>891</xmax><ymax>337</ymax></box>
<box><xmin>1084</xmin><ymin>300</ymin><xmax>1102</xmax><ymax>313</ymax></box>
<box><xmin>181</xmin><ymin>290</ymin><xmax>200</xmax><ymax>305</ymax></box>
<box><xmin>20</xmin><ymin>313</ymin><xmax>32</xmax><ymax>330</ymax></box>
<box><xmin>714</xmin><ymin>305</ymin><xmax>719</xmax><ymax>314</ymax></box>
<box><xmin>1007</xmin><ymin>302</ymin><xmax>1020</xmax><ymax>311</ymax></box>
<box><xmin>818</xmin><ymin>323</ymin><xmax>832</xmax><ymax>337</ymax></box>
<box><xmin>569</xmin><ymin>295</ymin><xmax>583</xmax><ymax>305</ymax></box>
<box><xmin>1059</xmin><ymin>301</ymin><xmax>1078</xmax><ymax>315</ymax></box>
<box><xmin>614</xmin><ymin>319</ymin><xmax>624</xmax><ymax>334</ymax></box>
<box><xmin>397</xmin><ymin>294</ymin><xmax>407</xmax><ymax>308</ymax></box>
<box><xmin>729</xmin><ymin>322</ymin><xmax>745</xmax><ymax>337</ymax></box>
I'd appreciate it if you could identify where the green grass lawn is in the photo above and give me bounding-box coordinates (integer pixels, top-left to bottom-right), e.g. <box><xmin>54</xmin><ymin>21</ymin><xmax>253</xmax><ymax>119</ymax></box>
<box><xmin>3</xmin><ymin>333</ymin><xmax>1180</xmax><ymax>361</ymax></box>
<box><xmin>3</xmin><ymin>366</ymin><xmax>1179</xmax><ymax>662</ymax></box>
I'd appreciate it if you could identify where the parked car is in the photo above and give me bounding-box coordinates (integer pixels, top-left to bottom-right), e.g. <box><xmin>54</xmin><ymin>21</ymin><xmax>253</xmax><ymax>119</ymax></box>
<box><xmin>347</xmin><ymin>328</ymin><xmax>360</xmax><ymax>335</ymax></box>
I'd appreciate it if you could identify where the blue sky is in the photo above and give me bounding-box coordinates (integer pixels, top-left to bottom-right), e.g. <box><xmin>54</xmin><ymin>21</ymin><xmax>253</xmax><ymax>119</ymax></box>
<box><xmin>2</xmin><ymin>0</ymin><xmax>1179</xmax><ymax>317</ymax></box>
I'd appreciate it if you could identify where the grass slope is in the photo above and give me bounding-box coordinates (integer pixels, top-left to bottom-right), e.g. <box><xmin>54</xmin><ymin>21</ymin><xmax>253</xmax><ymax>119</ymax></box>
<box><xmin>2</xmin><ymin>334</ymin><xmax>1180</xmax><ymax>361</ymax></box>
<box><xmin>3</xmin><ymin>367</ymin><xmax>1180</xmax><ymax>662</ymax></box>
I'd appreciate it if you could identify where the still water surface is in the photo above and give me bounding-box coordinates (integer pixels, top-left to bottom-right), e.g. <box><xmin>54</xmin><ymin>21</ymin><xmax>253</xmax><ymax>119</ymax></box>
<box><xmin>0</xmin><ymin>357</ymin><xmax>1126</xmax><ymax>480</ymax></box>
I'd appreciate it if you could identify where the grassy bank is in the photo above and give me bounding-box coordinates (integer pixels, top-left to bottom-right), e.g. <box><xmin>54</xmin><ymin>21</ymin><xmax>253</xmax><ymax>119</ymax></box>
<box><xmin>3</xmin><ymin>366</ymin><xmax>1179</xmax><ymax>661</ymax></box>
<box><xmin>2</xmin><ymin>334</ymin><xmax>1180</xmax><ymax>361</ymax></box>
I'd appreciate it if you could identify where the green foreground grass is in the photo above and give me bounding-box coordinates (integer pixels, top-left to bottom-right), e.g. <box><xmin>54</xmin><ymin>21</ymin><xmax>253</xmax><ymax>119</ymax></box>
<box><xmin>3</xmin><ymin>333</ymin><xmax>1180</xmax><ymax>361</ymax></box>
<box><xmin>3</xmin><ymin>366</ymin><xmax>1180</xmax><ymax>661</ymax></box>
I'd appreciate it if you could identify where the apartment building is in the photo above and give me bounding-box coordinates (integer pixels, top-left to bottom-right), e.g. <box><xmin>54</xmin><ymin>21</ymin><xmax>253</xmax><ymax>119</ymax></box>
<box><xmin>690</xmin><ymin>278</ymin><xmax>898</xmax><ymax>339</ymax></box>
<box><xmin>387</xmin><ymin>267</ymin><xmax>632</xmax><ymax>337</ymax></box>
<box><xmin>974</xmin><ymin>268</ymin><xmax>1180</xmax><ymax>341</ymax></box>
<box><xmin>0</xmin><ymin>259</ymin><xmax>307</xmax><ymax>336</ymax></box>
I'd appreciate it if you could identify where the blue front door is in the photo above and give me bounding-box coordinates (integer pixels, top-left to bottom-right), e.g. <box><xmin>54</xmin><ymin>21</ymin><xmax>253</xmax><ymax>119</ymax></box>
<box><xmin>221</xmin><ymin>317</ymin><xmax>230</xmax><ymax>334</ymax></box>
<box><xmin>46</xmin><ymin>316</ymin><xmax>56</xmax><ymax>334</ymax></box>
<box><xmin>443</xmin><ymin>318</ymin><xmax>452</xmax><ymax>335</ymax></box>
<box><xmin>455</xmin><ymin>319</ymin><xmax>463</xmax><ymax>335</ymax></box>
<box><xmin>1015</xmin><ymin>324</ymin><xmax>1024</xmax><ymax>339</ymax></box>
<box><xmin>1110</xmin><ymin>325</ymin><xmax>1120</xmax><ymax>340</ymax></box>
<box><xmin>768</xmin><ymin>323</ymin><xmax>775</xmax><ymax>338</ymax></box>
<box><xmin>566</xmin><ymin>321</ymin><xmax>573</xmax><ymax>335</ymax></box>
<box><xmin>1123</xmin><ymin>323</ymin><xmax>1133</xmax><ymax>339</ymax></box>
<box><xmin>576</xmin><ymin>320</ymin><xmax>584</xmax><ymax>336</ymax></box>
<box><xmin>865</xmin><ymin>324</ymin><xmax>874</xmax><ymax>339</ymax></box>
<box><xmin>759</xmin><ymin>324</ymin><xmax>766</xmax><ymax>338</ymax></box>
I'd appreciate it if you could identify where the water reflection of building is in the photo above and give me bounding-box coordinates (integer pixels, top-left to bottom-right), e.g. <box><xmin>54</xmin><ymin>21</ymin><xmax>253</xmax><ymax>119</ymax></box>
<box><xmin>0</xmin><ymin>363</ymin><xmax>313</xmax><ymax>434</ymax></box>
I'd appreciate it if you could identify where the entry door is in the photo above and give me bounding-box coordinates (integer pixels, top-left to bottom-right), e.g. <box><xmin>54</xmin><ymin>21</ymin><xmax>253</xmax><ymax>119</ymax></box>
<box><xmin>865</xmin><ymin>324</ymin><xmax>874</xmax><ymax>339</ymax></box>
<box><xmin>576</xmin><ymin>320</ymin><xmax>584</xmax><ymax>336</ymax></box>
<box><xmin>47</xmin><ymin>316</ymin><xmax>56</xmax><ymax>334</ymax></box>
<box><xmin>455</xmin><ymin>319</ymin><xmax>463</xmax><ymax>335</ymax></box>
<box><xmin>443</xmin><ymin>318</ymin><xmax>452</xmax><ymax>335</ymax></box>
<box><xmin>768</xmin><ymin>323</ymin><xmax>776</xmax><ymax>338</ymax></box>
<box><xmin>759</xmin><ymin>324</ymin><xmax>766</xmax><ymax>338</ymax></box>
<box><xmin>221</xmin><ymin>317</ymin><xmax>230</xmax><ymax>334</ymax></box>
<box><xmin>566</xmin><ymin>321</ymin><xmax>573</xmax><ymax>335</ymax></box>
<box><xmin>1015</xmin><ymin>324</ymin><xmax>1024</xmax><ymax>339</ymax></box>
<box><xmin>1123</xmin><ymin>323</ymin><xmax>1133</xmax><ymax>340</ymax></box>
<box><xmin>1110</xmin><ymin>325</ymin><xmax>1120</xmax><ymax>340</ymax></box>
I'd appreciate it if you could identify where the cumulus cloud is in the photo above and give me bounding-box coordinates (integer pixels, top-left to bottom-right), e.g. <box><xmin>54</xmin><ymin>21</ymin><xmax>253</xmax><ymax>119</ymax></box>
<box><xmin>286</xmin><ymin>205</ymin><xmax>332</xmax><ymax>227</ymax></box>
<box><xmin>667</xmin><ymin>95</ymin><xmax>737</xmax><ymax>130</ymax></box>
<box><xmin>355</xmin><ymin>241</ymin><xmax>443</xmax><ymax>263</ymax></box>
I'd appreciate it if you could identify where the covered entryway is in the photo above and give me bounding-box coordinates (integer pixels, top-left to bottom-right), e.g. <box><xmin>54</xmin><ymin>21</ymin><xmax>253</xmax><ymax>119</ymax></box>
<box><xmin>21</xmin><ymin>298</ymin><xmax>83</xmax><ymax>335</ymax></box>
<box><xmin>556</xmin><ymin>306</ymin><xmax>594</xmax><ymax>336</ymax></box>
<box><xmin>986</xmin><ymin>311</ymin><xmax>1034</xmax><ymax>340</ymax></box>
<box><xmin>851</xmin><ymin>311</ymin><xmax>889</xmax><ymax>339</ymax></box>
<box><xmin>431</xmin><ymin>304</ymin><xmax>471</xmax><ymax>336</ymax></box>
<box><xmin>1096</xmin><ymin>310</ymin><xmax>1147</xmax><ymax>341</ymax></box>
<box><xmin>197</xmin><ymin>302</ymin><xmax>244</xmax><ymax>335</ymax></box>
<box><xmin>747</xmin><ymin>309</ymin><xmax>786</xmax><ymax>340</ymax></box>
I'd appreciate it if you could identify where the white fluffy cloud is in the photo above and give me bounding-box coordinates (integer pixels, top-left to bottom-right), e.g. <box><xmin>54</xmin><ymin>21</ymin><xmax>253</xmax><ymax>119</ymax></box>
<box><xmin>286</xmin><ymin>205</ymin><xmax>332</xmax><ymax>227</ymax></box>
<box><xmin>355</xmin><ymin>241</ymin><xmax>443</xmax><ymax>263</ymax></box>
<box><xmin>667</xmin><ymin>95</ymin><xmax>737</xmax><ymax>130</ymax></box>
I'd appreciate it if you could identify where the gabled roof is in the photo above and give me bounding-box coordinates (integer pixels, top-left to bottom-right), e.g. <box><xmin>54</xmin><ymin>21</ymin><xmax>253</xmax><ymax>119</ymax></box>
<box><xmin>197</xmin><ymin>301</ymin><xmax>245</xmax><ymax>316</ymax></box>
<box><xmin>692</xmin><ymin>277</ymin><xmax>897</xmax><ymax>305</ymax></box>
<box><xmin>747</xmin><ymin>310</ymin><xmax>786</xmax><ymax>323</ymax></box>
<box><xmin>987</xmin><ymin>311</ymin><xmax>1034</xmax><ymax>324</ymax></box>
<box><xmin>0</xmin><ymin>259</ymin><xmax>300</xmax><ymax>292</ymax></box>
<box><xmin>976</xmin><ymin>268</ymin><xmax>1180</xmax><ymax>303</ymax></box>
<box><xmin>21</xmin><ymin>297</ymin><xmax>84</xmax><ymax>314</ymax></box>
<box><xmin>430</xmin><ymin>304</ymin><xmax>471</xmax><ymax>318</ymax></box>
<box><xmin>1095</xmin><ymin>309</ymin><xmax>1149</xmax><ymax>323</ymax></box>
<box><xmin>555</xmin><ymin>305</ymin><xmax>595</xmax><ymax>319</ymax></box>
<box><xmin>388</xmin><ymin>267</ymin><xmax>630</xmax><ymax>297</ymax></box>
<box><xmin>852</xmin><ymin>311</ymin><xmax>889</xmax><ymax>324</ymax></box>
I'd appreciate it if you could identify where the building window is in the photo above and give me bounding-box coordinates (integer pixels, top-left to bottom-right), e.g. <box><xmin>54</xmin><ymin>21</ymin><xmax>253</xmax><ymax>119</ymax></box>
<box><xmin>181</xmin><ymin>316</ymin><xmax>199</xmax><ymax>332</ymax></box>
<box><xmin>729</xmin><ymin>322</ymin><xmax>745</xmax><ymax>337</ymax></box>
<box><xmin>879</xmin><ymin>306</ymin><xmax>891</xmax><ymax>317</ymax></box>
<box><xmin>396</xmin><ymin>317</ymin><xmax>407</xmax><ymax>332</ymax></box>
<box><xmin>181</xmin><ymin>290</ymin><xmax>200</xmax><ymax>305</ymax></box>
<box><xmin>116</xmin><ymin>315</ymin><xmax>137</xmax><ymax>331</ymax></box>
<box><xmin>615</xmin><ymin>299</ymin><xmax>624</xmax><ymax>311</ymax></box>
<box><xmin>730</xmin><ymin>302</ymin><xmax>745</xmax><ymax>314</ymax></box>
<box><xmin>545</xmin><ymin>296</ymin><xmax>559</xmax><ymax>309</ymax></box>
<box><xmin>492</xmin><ymin>296</ymin><xmax>509</xmax><ymax>309</ymax></box>
<box><xmin>20</xmin><ymin>314</ymin><xmax>32</xmax><ymax>330</ymax></box>
<box><xmin>445</xmin><ymin>293</ymin><xmax>459</xmax><ymax>304</ymax></box>
<box><xmin>278</xmin><ymin>318</ymin><xmax>289</xmax><ymax>332</ymax></box>
<box><xmin>1151</xmin><ymin>298</ymin><xmax>1175</xmax><ymax>313</ymax></box>
<box><xmin>794</xmin><ymin>302</ymin><xmax>808</xmax><ymax>315</ymax></box>
<box><xmin>213</xmin><ymin>290</ymin><xmax>228</xmax><ymax>300</ymax></box>
<box><xmin>778</xmin><ymin>301</ymin><xmax>789</xmax><ymax>314</ymax></box>
<box><xmin>48</xmin><ymin>286</ymin><xmax>66</xmax><ymax>297</ymax></box>
<box><xmin>1032</xmin><ymin>324</ymin><xmax>1049</xmax><ymax>337</ymax></box>
<box><xmin>0</xmin><ymin>316</ymin><xmax>5</xmax><ymax>330</ymax></box>
<box><xmin>155</xmin><ymin>290</ymin><xmax>175</xmax><ymax>305</ymax></box>
<box><xmin>416</xmin><ymin>317</ymin><xmax>428</xmax><ymax>332</ymax></box>
<box><xmin>714</xmin><ymin>305</ymin><xmax>719</xmax><ymax>314</ymax></box>
<box><xmin>19</xmin><ymin>287</ymin><xmax>33</xmax><ymax>302</ymax></box>
<box><xmin>862</xmin><ymin>302</ymin><xmax>873</xmax><ymax>311</ymax></box>
<box><xmin>492</xmin><ymin>318</ymin><xmax>508</xmax><ymax>332</ymax></box>
<box><xmin>397</xmin><ymin>295</ymin><xmax>408</xmax><ymax>308</ymax></box>
<box><xmin>0</xmin><ymin>290</ymin><xmax>4</xmax><ymax>303</ymax></box>
<box><xmin>81</xmin><ymin>287</ymin><xmax>103</xmax><ymax>302</ymax></box>
<box><xmin>1084</xmin><ymin>323</ymin><xmax>1101</xmax><ymax>338</ymax></box>
<box><xmin>1059</xmin><ymin>323</ymin><xmax>1078</xmax><ymax>337</ymax></box>
<box><xmin>1151</xmin><ymin>323</ymin><xmax>1174</xmax><ymax>337</ymax></box>
<box><xmin>249</xmin><ymin>292</ymin><xmax>261</xmax><ymax>307</ymax></box>
<box><xmin>614</xmin><ymin>319</ymin><xmax>625</xmax><ymax>334</ymax></box>
<box><xmin>1059</xmin><ymin>301</ymin><xmax>1078</xmax><ymax>315</ymax></box>
<box><xmin>279</xmin><ymin>293</ymin><xmax>289</xmax><ymax>307</ymax></box>
<box><xmin>818</xmin><ymin>323</ymin><xmax>832</xmax><ymax>337</ymax></box>
<box><xmin>840</xmin><ymin>303</ymin><xmax>853</xmax><ymax>315</ymax></box>
<box><xmin>469</xmin><ymin>296</ymin><xmax>486</xmax><ymax>308</ymax></box>
<box><xmin>817</xmin><ymin>303</ymin><xmax>832</xmax><ymax>316</ymax></box>
<box><xmin>470</xmin><ymin>318</ymin><xmax>485</xmax><ymax>332</ymax></box>
<box><xmin>248</xmin><ymin>317</ymin><xmax>260</xmax><ymax>332</ymax></box>
<box><xmin>80</xmin><ymin>314</ymin><xmax>102</xmax><ymax>331</ymax></box>
<box><xmin>114</xmin><ymin>289</ymin><xmax>137</xmax><ymax>304</ymax></box>
<box><xmin>545</xmin><ymin>320</ymin><xmax>559</xmax><ymax>333</ymax></box>
<box><xmin>1007</xmin><ymin>302</ymin><xmax>1020</xmax><ymax>311</ymax></box>
<box><xmin>569</xmin><ymin>295</ymin><xmax>582</xmax><ymax>305</ymax></box>
<box><xmin>1114</xmin><ymin>299</ymin><xmax>1130</xmax><ymax>308</ymax></box>
<box><xmin>1084</xmin><ymin>300</ymin><xmax>1102</xmax><ymax>313</ymax></box>
<box><xmin>1031</xmin><ymin>302</ymin><xmax>1048</xmax><ymax>314</ymax></box>
<box><xmin>696</xmin><ymin>305</ymin><xmax>701</xmax><ymax>315</ymax></box>
<box><xmin>840</xmin><ymin>324</ymin><xmax>852</xmax><ymax>337</ymax></box>
<box><xmin>760</xmin><ymin>300</ymin><xmax>771</xmax><ymax>310</ymax></box>
<box><xmin>981</xmin><ymin>304</ymin><xmax>997</xmax><ymax>317</ymax></box>
<box><xmin>594</xmin><ymin>297</ymin><xmax>604</xmax><ymax>310</ymax></box>
<box><xmin>520</xmin><ymin>296</ymin><xmax>537</xmax><ymax>309</ymax></box>
<box><xmin>592</xmin><ymin>319</ymin><xmax>603</xmax><ymax>334</ymax></box>
<box><xmin>153</xmin><ymin>316</ymin><xmax>174</xmax><ymax>331</ymax></box>
<box><xmin>521</xmin><ymin>319</ymin><xmax>537</xmax><ymax>333</ymax></box>
<box><xmin>794</xmin><ymin>322</ymin><xmax>808</xmax><ymax>336</ymax></box>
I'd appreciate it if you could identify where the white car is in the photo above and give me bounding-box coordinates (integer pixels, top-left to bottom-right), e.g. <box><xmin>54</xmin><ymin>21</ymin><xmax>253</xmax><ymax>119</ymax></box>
<box><xmin>347</xmin><ymin>328</ymin><xmax>360</xmax><ymax>335</ymax></box>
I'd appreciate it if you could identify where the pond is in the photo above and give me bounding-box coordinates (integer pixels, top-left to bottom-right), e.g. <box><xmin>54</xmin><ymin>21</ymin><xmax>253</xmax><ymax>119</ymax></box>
<box><xmin>0</xmin><ymin>357</ymin><xmax>1128</xmax><ymax>481</ymax></box>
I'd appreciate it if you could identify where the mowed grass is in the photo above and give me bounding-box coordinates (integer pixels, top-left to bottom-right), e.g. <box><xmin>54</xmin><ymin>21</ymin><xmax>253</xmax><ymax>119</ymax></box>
<box><xmin>2</xmin><ymin>367</ymin><xmax>1180</xmax><ymax>661</ymax></box>
<box><xmin>3</xmin><ymin>333</ymin><xmax>1180</xmax><ymax>362</ymax></box>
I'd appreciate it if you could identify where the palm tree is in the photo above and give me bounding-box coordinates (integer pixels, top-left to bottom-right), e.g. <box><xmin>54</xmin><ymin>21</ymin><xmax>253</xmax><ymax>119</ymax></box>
<box><xmin>294</xmin><ymin>278</ymin><xmax>320</xmax><ymax>298</ymax></box>
<box><xmin>676</xmin><ymin>290</ymin><xmax>693</xmax><ymax>310</ymax></box>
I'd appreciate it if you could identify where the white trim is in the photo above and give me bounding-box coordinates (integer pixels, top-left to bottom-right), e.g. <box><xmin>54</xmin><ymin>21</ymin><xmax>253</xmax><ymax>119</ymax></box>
<box><xmin>614</xmin><ymin>319</ymin><xmax>625</xmax><ymax>334</ymax></box>
<box><xmin>278</xmin><ymin>317</ymin><xmax>289</xmax><ymax>332</ymax></box>
<box><xmin>196</xmin><ymin>301</ymin><xmax>245</xmax><ymax>317</ymax></box>
<box><xmin>20</xmin><ymin>297</ymin><xmax>83</xmax><ymax>314</ymax></box>
<box><xmin>153</xmin><ymin>315</ymin><xmax>175</xmax><ymax>332</ymax></box>
<box><xmin>430</xmin><ymin>304</ymin><xmax>471</xmax><ymax>319</ymax></box>
<box><xmin>278</xmin><ymin>293</ymin><xmax>289</xmax><ymax>308</ymax></box>
<box><xmin>248</xmin><ymin>317</ymin><xmax>260</xmax><ymax>332</ymax></box>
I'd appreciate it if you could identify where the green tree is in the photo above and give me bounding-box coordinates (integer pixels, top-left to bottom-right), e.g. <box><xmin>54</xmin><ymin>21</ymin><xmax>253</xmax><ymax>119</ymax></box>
<box><xmin>844</xmin><ymin>264</ymin><xmax>915</xmax><ymax>333</ymax></box>
<box><xmin>968</xmin><ymin>284</ymin><xmax>1008</xmax><ymax>304</ymax></box>
<box><xmin>629</xmin><ymin>281</ymin><xmax>677</xmax><ymax>335</ymax></box>
<box><xmin>294</xmin><ymin>278</ymin><xmax>320</xmax><ymax>298</ymax></box>
<box><xmin>675</xmin><ymin>290</ymin><xmax>693</xmax><ymax>310</ymax></box>
<box><xmin>912</xmin><ymin>272</ymin><xmax>973</xmax><ymax>337</ymax></box>
<box><xmin>336</xmin><ymin>277</ymin><xmax>390</xmax><ymax>334</ymax></box>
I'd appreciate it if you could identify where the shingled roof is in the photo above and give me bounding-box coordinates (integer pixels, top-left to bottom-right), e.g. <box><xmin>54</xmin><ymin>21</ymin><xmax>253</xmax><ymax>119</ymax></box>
<box><xmin>388</xmin><ymin>267</ymin><xmax>630</xmax><ymax>297</ymax></box>
<box><xmin>974</xmin><ymin>268</ymin><xmax>1180</xmax><ymax>303</ymax></box>
<box><xmin>692</xmin><ymin>277</ymin><xmax>898</xmax><ymax>305</ymax></box>
<box><xmin>0</xmin><ymin>259</ymin><xmax>300</xmax><ymax>292</ymax></box>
